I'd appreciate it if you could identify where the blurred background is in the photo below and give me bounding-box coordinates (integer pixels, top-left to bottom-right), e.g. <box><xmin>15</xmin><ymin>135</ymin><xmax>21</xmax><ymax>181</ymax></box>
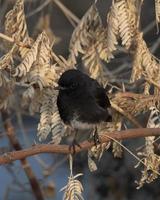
<box><xmin>0</xmin><ymin>0</ymin><xmax>160</xmax><ymax>199</ymax></box>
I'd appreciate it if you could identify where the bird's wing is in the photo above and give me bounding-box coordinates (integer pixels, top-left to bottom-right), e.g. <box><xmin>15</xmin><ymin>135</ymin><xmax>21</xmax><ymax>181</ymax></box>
<box><xmin>89</xmin><ymin>79</ymin><xmax>111</xmax><ymax>109</ymax></box>
<box><xmin>78</xmin><ymin>96</ymin><xmax>111</xmax><ymax>123</ymax></box>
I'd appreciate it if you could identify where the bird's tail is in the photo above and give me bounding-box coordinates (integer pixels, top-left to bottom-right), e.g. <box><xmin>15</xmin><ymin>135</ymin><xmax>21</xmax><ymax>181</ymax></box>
<box><xmin>105</xmin><ymin>108</ymin><xmax>112</xmax><ymax>122</ymax></box>
<box><xmin>106</xmin><ymin>114</ymin><xmax>112</xmax><ymax>122</ymax></box>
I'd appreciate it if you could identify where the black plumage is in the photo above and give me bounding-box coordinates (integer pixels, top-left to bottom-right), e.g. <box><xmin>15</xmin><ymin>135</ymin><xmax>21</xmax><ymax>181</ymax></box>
<box><xmin>56</xmin><ymin>69</ymin><xmax>112</xmax><ymax>130</ymax></box>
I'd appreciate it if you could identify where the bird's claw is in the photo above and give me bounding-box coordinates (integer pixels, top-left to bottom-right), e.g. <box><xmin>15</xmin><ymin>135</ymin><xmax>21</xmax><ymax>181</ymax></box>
<box><xmin>69</xmin><ymin>139</ymin><xmax>81</xmax><ymax>154</ymax></box>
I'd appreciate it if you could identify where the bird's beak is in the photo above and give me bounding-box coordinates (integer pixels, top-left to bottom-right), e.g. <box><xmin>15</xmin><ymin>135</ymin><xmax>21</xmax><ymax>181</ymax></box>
<box><xmin>54</xmin><ymin>86</ymin><xmax>66</xmax><ymax>90</ymax></box>
<box><xmin>54</xmin><ymin>86</ymin><xmax>60</xmax><ymax>90</ymax></box>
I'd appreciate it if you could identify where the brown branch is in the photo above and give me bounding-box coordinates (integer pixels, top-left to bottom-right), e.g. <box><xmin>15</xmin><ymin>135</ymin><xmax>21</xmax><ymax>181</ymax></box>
<box><xmin>0</xmin><ymin>128</ymin><xmax>160</xmax><ymax>165</ymax></box>
<box><xmin>114</xmin><ymin>92</ymin><xmax>144</xmax><ymax>98</ymax></box>
<box><xmin>1</xmin><ymin>111</ymin><xmax>44</xmax><ymax>200</ymax></box>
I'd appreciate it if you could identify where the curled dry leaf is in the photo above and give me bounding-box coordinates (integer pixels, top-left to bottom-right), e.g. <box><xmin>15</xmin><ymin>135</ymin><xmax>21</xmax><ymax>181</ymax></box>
<box><xmin>112</xmin><ymin>92</ymin><xmax>160</xmax><ymax>117</ymax></box>
<box><xmin>69</xmin><ymin>4</ymin><xmax>102</xmax><ymax>65</ymax></box>
<box><xmin>37</xmin><ymin>89</ymin><xmax>55</xmax><ymax>141</ymax></box>
<box><xmin>117</xmin><ymin>0</ymin><xmax>137</xmax><ymax>49</ymax></box>
<box><xmin>37</xmin><ymin>88</ymin><xmax>65</xmax><ymax>144</ymax></box>
<box><xmin>5</xmin><ymin>0</ymin><xmax>31</xmax><ymax>57</ymax></box>
<box><xmin>61</xmin><ymin>174</ymin><xmax>84</xmax><ymax>200</ymax></box>
<box><xmin>112</xmin><ymin>121</ymin><xmax>123</xmax><ymax>158</ymax></box>
<box><xmin>103</xmin><ymin>0</ymin><xmax>119</xmax><ymax>61</ymax></box>
<box><xmin>136</xmin><ymin>106</ymin><xmax>160</xmax><ymax>188</ymax></box>
<box><xmin>13</xmin><ymin>32</ymin><xmax>43</xmax><ymax>77</ymax></box>
<box><xmin>155</xmin><ymin>0</ymin><xmax>160</xmax><ymax>25</ymax></box>
<box><xmin>50</xmin><ymin>110</ymin><xmax>66</xmax><ymax>144</ymax></box>
<box><xmin>0</xmin><ymin>46</ymin><xmax>14</xmax><ymax>70</ymax></box>
<box><xmin>130</xmin><ymin>32</ymin><xmax>160</xmax><ymax>94</ymax></box>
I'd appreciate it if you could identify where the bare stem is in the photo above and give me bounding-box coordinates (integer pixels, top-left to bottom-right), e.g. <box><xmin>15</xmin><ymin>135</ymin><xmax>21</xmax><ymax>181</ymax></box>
<box><xmin>52</xmin><ymin>0</ymin><xmax>80</xmax><ymax>27</ymax></box>
<box><xmin>0</xmin><ymin>32</ymin><xmax>28</xmax><ymax>47</ymax></box>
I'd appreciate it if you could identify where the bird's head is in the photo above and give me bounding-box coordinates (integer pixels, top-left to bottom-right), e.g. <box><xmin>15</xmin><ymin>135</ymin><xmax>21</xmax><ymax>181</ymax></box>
<box><xmin>56</xmin><ymin>69</ymin><xmax>86</xmax><ymax>91</ymax></box>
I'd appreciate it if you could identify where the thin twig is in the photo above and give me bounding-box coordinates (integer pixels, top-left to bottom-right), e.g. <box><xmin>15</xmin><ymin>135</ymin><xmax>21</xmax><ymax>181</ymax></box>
<box><xmin>52</xmin><ymin>0</ymin><xmax>80</xmax><ymax>27</ymax></box>
<box><xmin>26</xmin><ymin>0</ymin><xmax>51</xmax><ymax>18</ymax></box>
<box><xmin>106</xmin><ymin>135</ymin><xmax>160</xmax><ymax>177</ymax></box>
<box><xmin>0</xmin><ymin>33</ymin><xmax>15</xmax><ymax>43</ymax></box>
<box><xmin>151</xmin><ymin>37</ymin><xmax>160</xmax><ymax>53</ymax></box>
<box><xmin>0</xmin><ymin>32</ymin><xmax>29</xmax><ymax>47</ymax></box>
<box><xmin>143</xmin><ymin>20</ymin><xmax>156</xmax><ymax>34</ymax></box>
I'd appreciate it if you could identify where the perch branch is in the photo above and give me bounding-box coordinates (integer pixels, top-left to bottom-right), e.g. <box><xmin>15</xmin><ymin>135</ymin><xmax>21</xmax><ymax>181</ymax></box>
<box><xmin>0</xmin><ymin>128</ymin><xmax>160</xmax><ymax>165</ymax></box>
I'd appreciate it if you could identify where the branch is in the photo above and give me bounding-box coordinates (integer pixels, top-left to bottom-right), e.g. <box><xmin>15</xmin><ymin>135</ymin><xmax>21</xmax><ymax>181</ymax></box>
<box><xmin>1</xmin><ymin>111</ymin><xmax>44</xmax><ymax>200</ymax></box>
<box><xmin>26</xmin><ymin>0</ymin><xmax>51</xmax><ymax>18</ymax></box>
<box><xmin>52</xmin><ymin>0</ymin><xmax>80</xmax><ymax>27</ymax></box>
<box><xmin>0</xmin><ymin>128</ymin><xmax>160</xmax><ymax>165</ymax></box>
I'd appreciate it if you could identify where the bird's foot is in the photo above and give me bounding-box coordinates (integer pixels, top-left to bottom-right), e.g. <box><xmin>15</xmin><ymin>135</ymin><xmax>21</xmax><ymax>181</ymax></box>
<box><xmin>69</xmin><ymin>139</ymin><xmax>81</xmax><ymax>154</ymax></box>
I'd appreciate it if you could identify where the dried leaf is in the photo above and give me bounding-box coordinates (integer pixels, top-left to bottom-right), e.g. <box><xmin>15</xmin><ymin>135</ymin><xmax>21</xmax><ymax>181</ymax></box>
<box><xmin>61</xmin><ymin>174</ymin><xmax>84</xmax><ymax>200</ymax></box>
<box><xmin>5</xmin><ymin>0</ymin><xmax>31</xmax><ymax>57</ymax></box>
<box><xmin>13</xmin><ymin>32</ymin><xmax>43</xmax><ymax>77</ymax></box>
<box><xmin>155</xmin><ymin>0</ymin><xmax>160</xmax><ymax>24</ymax></box>
<box><xmin>136</xmin><ymin>106</ymin><xmax>160</xmax><ymax>188</ymax></box>
<box><xmin>69</xmin><ymin>4</ymin><xmax>102</xmax><ymax>65</ymax></box>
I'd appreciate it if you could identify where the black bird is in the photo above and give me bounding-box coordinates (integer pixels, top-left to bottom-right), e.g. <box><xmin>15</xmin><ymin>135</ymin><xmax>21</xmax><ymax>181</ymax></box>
<box><xmin>56</xmin><ymin>69</ymin><xmax>112</xmax><ymax>148</ymax></box>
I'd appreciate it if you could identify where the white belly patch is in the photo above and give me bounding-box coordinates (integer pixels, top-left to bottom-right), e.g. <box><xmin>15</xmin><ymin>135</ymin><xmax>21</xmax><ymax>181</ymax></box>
<box><xmin>70</xmin><ymin>119</ymin><xmax>94</xmax><ymax>130</ymax></box>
